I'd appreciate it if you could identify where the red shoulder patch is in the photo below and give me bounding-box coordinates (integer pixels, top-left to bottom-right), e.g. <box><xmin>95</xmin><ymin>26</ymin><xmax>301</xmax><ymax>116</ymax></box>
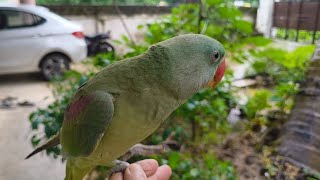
<box><xmin>65</xmin><ymin>95</ymin><xmax>94</xmax><ymax>121</ymax></box>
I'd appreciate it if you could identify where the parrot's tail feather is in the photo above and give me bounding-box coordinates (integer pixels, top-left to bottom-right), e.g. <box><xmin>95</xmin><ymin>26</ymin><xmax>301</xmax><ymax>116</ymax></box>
<box><xmin>65</xmin><ymin>159</ymin><xmax>94</xmax><ymax>180</ymax></box>
<box><xmin>25</xmin><ymin>134</ymin><xmax>60</xmax><ymax>159</ymax></box>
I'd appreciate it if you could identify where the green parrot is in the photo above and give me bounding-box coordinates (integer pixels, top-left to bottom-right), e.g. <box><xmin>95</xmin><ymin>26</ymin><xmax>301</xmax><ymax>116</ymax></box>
<box><xmin>26</xmin><ymin>34</ymin><xmax>226</xmax><ymax>180</ymax></box>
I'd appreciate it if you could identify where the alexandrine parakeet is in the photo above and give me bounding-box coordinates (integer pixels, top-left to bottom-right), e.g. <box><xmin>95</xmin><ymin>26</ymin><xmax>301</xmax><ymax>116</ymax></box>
<box><xmin>26</xmin><ymin>34</ymin><xmax>226</xmax><ymax>180</ymax></box>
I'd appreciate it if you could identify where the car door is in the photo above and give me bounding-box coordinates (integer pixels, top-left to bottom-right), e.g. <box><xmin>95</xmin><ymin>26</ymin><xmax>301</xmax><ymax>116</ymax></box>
<box><xmin>0</xmin><ymin>8</ymin><xmax>46</xmax><ymax>73</ymax></box>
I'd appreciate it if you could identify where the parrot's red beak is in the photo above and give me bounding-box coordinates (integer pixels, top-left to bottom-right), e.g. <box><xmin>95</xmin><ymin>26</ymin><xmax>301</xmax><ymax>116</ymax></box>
<box><xmin>207</xmin><ymin>59</ymin><xmax>226</xmax><ymax>89</ymax></box>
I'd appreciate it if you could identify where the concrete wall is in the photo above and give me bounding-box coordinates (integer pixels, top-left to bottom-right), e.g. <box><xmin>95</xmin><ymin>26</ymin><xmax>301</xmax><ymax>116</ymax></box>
<box><xmin>64</xmin><ymin>14</ymin><xmax>161</xmax><ymax>54</ymax></box>
<box><xmin>256</xmin><ymin>0</ymin><xmax>274</xmax><ymax>37</ymax></box>
<box><xmin>65</xmin><ymin>14</ymin><xmax>159</xmax><ymax>38</ymax></box>
<box><xmin>44</xmin><ymin>5</ymin><xmax>168</xmax><ymax>53</ymax></box>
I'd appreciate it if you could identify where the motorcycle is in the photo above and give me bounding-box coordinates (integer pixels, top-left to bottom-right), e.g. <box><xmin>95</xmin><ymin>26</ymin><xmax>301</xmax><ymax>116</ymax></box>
<box><xmin>85</xmin><ymin>31</ymin><xmax>115</xmax><ymax>57</ymax></box>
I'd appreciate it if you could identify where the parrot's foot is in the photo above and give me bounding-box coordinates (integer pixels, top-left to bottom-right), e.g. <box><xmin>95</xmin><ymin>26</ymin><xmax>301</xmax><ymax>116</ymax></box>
<box><xmin>119</xmin><ymin>134</ymin><xmax>179</xmax><ymax>161</ymax></box>
<box><xmin>110</xmin><ymin>160</ymin><xmax>130</xmax><ymax>174</ymax></box>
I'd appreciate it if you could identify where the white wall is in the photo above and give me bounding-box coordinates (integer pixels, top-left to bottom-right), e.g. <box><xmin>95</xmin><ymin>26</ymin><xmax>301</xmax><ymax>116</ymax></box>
<box><xmin>0</xmin><ymin>0</ymin><xmax>19</xmax><ymax>4</ymax></box>
<box><xmin>0</xmin><ymin>0</ymin><xmax>35</xmax><ymax>4</ymax></box>
<box><xmin>64</xmin><ymin>14</ymin><xmax>160</xmax><ymax>54</ymax></box>
<box><xmin>65</xmin><ymin>14</ymin><xmax>159</xmax><ymax>37</ymax></box>
<box><xmin>256</xmin><ymin>0</ymin><xmax>274</xmax><ymax>37</ymax></box>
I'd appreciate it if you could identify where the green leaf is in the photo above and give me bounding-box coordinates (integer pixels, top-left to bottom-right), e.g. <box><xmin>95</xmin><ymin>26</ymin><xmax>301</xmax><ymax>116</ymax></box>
<box><xmin>234</xmin><ymin>20</ymin><xmax>253</xmax><ymax>34</ymax></box>
<box><xmin>284</xmin><ymin>45</ymin><xmax>315</xmax><ymax>69</ymax></box>
<box><xmin>121</xmin><ymin>35</ymin><xmax>130</xmax><ymax>44</ymax></box>
<box><xmin>168</xmin><ymin>152</ymin><xmax>181</xmax><ymax>169</ymax></box>
<box><xmin>137</xmin><ymin>24</ymin><xmax>144</xmax><ymax>30</ymax></box>
<box><xmin>206</xmin><ymin>0</ymin><xmax>223</xmax><ymax>6</ymax></box>
<box><xmin>242</xmin><ymin>36</ymin><xmax>272</xmax><ymax>46</ymax></box>
<box><xmin>244</xmin><ymin>90</ymin><xmax>271</xmax><ymax>119</ymax></box>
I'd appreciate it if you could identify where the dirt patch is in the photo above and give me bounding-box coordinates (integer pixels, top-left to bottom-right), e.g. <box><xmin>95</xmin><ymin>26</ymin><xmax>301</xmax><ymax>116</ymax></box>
<box><xmin>217</xmin><ymin>132</ymin><xmax>266</xmax><ymax>180</ymax></box>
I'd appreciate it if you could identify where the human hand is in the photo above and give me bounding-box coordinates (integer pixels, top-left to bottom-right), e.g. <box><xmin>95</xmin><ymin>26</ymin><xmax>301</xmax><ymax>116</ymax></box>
<box><xmin>109</xmin><ymin>159</ymin><xmax>171</xmax><ymax>180</ymax></box>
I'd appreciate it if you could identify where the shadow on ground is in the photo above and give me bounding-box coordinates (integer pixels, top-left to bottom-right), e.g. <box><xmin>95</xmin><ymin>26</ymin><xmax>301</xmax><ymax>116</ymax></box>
<box><xmin>0</xmin><ymin>72</ymin><xmax>45</xmax><ymax>84</ymax></box>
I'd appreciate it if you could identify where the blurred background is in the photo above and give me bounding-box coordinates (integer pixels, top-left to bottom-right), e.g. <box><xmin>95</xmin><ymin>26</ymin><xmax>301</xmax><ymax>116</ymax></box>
<box><xmin>1</xmin><ymin>0</ymin><xmax>320</xmax><ymax>179</ymax></box>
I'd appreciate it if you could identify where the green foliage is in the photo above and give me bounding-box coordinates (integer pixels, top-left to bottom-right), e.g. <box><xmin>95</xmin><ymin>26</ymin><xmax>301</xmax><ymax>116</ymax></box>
<box><xmin>142</xmin><ymin>4</ymin><xmax>200</xmax><ymax>44</ymax></box>
<box><xmin>276</xmin><ymin>28</ymin><xmax>320</xmax><ymax>43</ymax></box>
<box><xmin>271</xmin><ymin>82</ymin><xmax>299</xmax><ymax>111</ymax></box>
<box><xmin>91</xmin><ymin>52</ymin><xmax>117</xmax><ymax>68</ymax></box>
<box><xmin>174</xmin><ymin>71</ymin><xmax>237</xmax><ymax>143</ymax></box>
<box><xmin>153</xmin><ymin>152</ymin><xmax>236</xmax><ymax>180</ymax></box>
<box><xmin>241</xmin><ymin>36</ymin><xmax>272</xmax><ymax>47</ymax></box>
<box><xmin>284</xmin><ymin>45</ymin><xmax>315</xmax><ymax>69</ymax></box>
<box><xmin>249</xmin><ymin>45</ymin><xmax>315</xmax><ymax>84</ymax></box>
<box><xmin>242</xmin><ymin>44</ymin><xmax>314</xmax><ymax>133</ymax></box>
<box><xmin>303</xmin><ymin>168</ymin><xmax>320</xmax><ymax>180</ymax></box>
<box><xmin>140</xmin><ymin>0</ymin><xmax>260</xmax><ymax>52</ymax></box>
<box><xmin>243</xmin><ymin>89</ymin><xmax>271</xmax><ymax>120</ymax></box>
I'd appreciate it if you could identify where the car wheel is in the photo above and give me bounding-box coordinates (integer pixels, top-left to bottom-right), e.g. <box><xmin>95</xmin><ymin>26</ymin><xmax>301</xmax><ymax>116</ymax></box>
<box><xmin>40</xmin><ymin>53</ymin><xmax>70</xmax><ymax>80</ymax></box>
<box><xmin>100</xmin><ymin>42</ymin><xmax>115</xmax><ymax>53</ymax></box>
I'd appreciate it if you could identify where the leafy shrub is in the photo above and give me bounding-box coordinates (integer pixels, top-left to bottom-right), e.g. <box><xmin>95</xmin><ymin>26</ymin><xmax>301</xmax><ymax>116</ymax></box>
<box><xmin>249</xmin><ymin>45</ymin><xmax>315</xmax><ymax>83</ymax></box>
<box><xmin>174</xmin><ymin>71</ymin><xmax>237</xmax><ymax>143</ymax></box>
<box><xmin>153</xmin><ymin>152</ymin><xmax>236</xmax><ymax>180</ymax></box>
<box><xmin>242</xmin><ymin>44</ymin><xmax>314</xmax><ymax>132</ymax></box>
<box><xmin>271</xmin><ymin>82</ymin><xmax>299</xmax><ymax>111</ymax></box>
<box><xmin>275</xmin><ymin>28</ymin><xmax>320</xmax><ymax>43</ymax></box>
<box><xmin>243</xmin><ymin>89</ymin><xmax>271</xmax><ymax>120</ymax></box>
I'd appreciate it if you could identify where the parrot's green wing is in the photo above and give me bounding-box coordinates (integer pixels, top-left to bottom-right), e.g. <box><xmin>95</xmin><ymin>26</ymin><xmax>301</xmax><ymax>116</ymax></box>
<box><xmin>60</xmin><ymin>89</ymin><xmax>114</xmax><ymax>157</ymax></box>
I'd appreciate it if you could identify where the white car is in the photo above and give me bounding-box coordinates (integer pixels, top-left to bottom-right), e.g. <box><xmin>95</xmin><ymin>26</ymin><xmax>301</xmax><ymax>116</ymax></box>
<box><xmin>0</xmin><ymin>4</ymin><xmax>87</xmax><ymax>80</ymax></box>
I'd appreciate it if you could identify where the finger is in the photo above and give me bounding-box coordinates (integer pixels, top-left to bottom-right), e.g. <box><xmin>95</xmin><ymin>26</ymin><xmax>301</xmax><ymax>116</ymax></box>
<box><xmin>124</xmin><ymin>164</ymin><xmax>147</xmax><ymax>180</ymax></box>
<box><xmin>148</xmin><ymin>165</ymin><xmax>172</xmax><ymax>180</ymax></box>
<box><xmin>134</xmin><ymin>159</ymin><xmax>159</xmax><ymax>177</ymax></box>
<box><xmin>109</xmin><ymin>172</ymin><xmax>123</xmax><ymax>180</ymax></box>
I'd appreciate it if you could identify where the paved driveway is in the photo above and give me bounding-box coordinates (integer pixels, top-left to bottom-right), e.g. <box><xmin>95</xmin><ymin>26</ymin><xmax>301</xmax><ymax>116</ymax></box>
<box><xmin>0</xmin><ymin>73</ymin><xmax>64</xmax><ymax>180</ymax></box>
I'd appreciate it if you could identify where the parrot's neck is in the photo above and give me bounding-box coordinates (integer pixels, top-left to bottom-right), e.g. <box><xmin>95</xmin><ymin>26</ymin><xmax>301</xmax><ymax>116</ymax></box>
<box><xmin>143</xmin><ymin>47</ymin><xmax>204</xmax><ymax>101</ymax></box>
<box><xmin>159</xmin><ymin>50</ymin><xmax>212</xmax><ymax>101</ymax></box>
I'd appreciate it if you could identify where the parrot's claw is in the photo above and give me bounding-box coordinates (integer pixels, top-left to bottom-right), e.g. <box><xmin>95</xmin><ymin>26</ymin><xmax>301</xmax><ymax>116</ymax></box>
<box><xmin>119</xmin><ymin>134</ymin><xmax>180</xmax><ymax>161</ymax></box>
<box><xmin>110</xmin><ymin>160</ymin><xmax>130</xmax><ymax>175</ymax></box>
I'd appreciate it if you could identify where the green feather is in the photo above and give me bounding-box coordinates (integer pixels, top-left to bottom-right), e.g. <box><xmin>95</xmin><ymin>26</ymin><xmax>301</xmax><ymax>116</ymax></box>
<box><xmin>26</xmin><ymin>34</ymin><xmax>226</xmax><ymax>180</ymax></box>
<box><xmin>61</xmin><ymin>90</ymin><xmax>114</xmax><ymax>157</ymax></box>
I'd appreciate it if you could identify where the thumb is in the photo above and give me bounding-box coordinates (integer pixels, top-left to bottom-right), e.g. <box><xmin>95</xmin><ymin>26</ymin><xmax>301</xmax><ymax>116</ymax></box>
<box><xmin>124</xmin><ymin>164</ymin><xmax>147</xmax><ymax>180</ymax></box>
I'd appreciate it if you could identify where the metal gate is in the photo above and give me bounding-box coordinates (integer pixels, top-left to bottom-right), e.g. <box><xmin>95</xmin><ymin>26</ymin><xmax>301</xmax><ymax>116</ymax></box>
<box><xmin>273</xmin><ymin>1</ymin><xmax>320</xmax><ymax>43</ymax></box>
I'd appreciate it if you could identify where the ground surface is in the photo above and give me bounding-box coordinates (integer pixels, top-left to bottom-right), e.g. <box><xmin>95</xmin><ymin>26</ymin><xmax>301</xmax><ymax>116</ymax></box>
<box><xmin>0</xmin><ymin>73</ymin><xmax>65</xmax><ymax>180</ymax></box>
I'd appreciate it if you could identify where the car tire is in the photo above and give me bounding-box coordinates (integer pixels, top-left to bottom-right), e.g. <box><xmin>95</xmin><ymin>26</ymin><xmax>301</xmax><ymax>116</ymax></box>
<box><xmin>99</xmin><ymin>42</ymin><xmax>115</xmax><ymax>53</ymax></box>
<box><xmin>40</xmin><ymin>53</ymin><xmax>70</xmax><ymax>81</ymax></box>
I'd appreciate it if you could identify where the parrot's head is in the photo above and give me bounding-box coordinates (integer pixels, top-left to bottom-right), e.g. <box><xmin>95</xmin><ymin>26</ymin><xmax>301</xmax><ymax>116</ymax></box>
<box><xmin>155</xmin><ymin>34</ymin><xmax>226</xmax><ymax>98</ymax></box>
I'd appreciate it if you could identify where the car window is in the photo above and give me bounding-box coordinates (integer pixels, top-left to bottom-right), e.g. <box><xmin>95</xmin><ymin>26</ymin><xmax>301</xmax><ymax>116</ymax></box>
<box><xmin>0</xmin><ymin>10</ymin><xmax>45</xmax><ymax>30</ymax></box>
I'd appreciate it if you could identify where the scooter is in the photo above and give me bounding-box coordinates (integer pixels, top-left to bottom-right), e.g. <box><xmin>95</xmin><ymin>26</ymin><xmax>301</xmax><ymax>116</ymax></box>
<box><xmin>85</xmin><ymin>31</ymin><xmax>115</xmax><ymax>57</ymax></box>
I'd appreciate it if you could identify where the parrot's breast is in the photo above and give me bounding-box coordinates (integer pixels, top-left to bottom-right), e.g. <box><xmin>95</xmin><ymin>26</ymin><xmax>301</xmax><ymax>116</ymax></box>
<box><xmin>89</xmin><ymin>90</ymin><xmax>180</xmax><ymax>165</ymax></box>
<box><xmin>74</xmin><ymin>51</ymin><xmax>183</xmax><ymax>165</ymax></box>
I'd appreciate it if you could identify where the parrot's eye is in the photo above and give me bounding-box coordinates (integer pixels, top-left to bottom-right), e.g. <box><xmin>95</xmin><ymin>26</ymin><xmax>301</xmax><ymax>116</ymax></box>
<box><xmin>211</xmin><ymin>51</ymin><xmax>220</xmax><ymax>62</ymax></box>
